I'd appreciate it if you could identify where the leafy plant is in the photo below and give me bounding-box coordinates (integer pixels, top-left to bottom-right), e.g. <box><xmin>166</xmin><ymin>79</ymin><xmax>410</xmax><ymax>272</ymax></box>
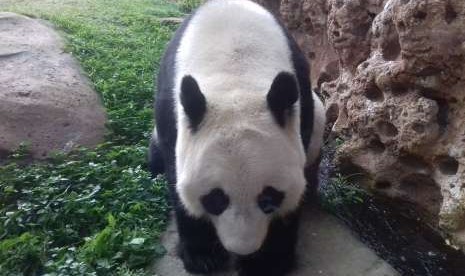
<box><xmin>0</xmin><ymin>144</ymin><xmax>169</xmax><ymax>274</ymax></box>
<box><xmin>320</xmin><ymin>173</ymin><xmax>366</xmax><ymax>212</ymax></box>
<box><xmin>179</xmin><ymin>0</ymin><xmax>203</xmax><ymax>13</ymax></box>
<box><xmin>0</xmin><ymin>232</ymin><xmax>45</xmax><ymax>275</ymax></box>
<box><xmin>334</xmin><ymin>137</ymin><xmax>345</xmax><ymax>148</ymax></box>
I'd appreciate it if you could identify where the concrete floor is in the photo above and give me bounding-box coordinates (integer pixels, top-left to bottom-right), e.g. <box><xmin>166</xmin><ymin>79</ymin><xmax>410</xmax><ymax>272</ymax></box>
<box><xmin>151</xmin><ymin>205</ymin><xmax>399</xmax><ymax>276</ymax></box>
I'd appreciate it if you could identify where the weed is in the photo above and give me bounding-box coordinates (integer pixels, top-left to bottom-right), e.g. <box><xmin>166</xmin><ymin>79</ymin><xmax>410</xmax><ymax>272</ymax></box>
<box><xmin>0</xmin><ymin>232</ymin><xmax>45</xmax><ymax>275</ymax></box>
<box><xmin>179</xmin><ymin>0</ymin><xmax>203</xmax><ymax>13</ymax></box>
<box><xmin>334</xmin><ymin>137</ymin><xmax>345</xmax><ymax>148</ymax></box>
<box><xmin>320</xmin><ymin>173</ymin><xmax>366</xmax><ymax>213</ymax></box>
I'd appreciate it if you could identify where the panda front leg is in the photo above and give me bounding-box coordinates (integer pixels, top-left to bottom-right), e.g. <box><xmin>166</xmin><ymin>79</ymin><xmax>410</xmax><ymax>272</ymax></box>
<box><xmin>174</xmin><ymin>204</ymin><xmax>231</xmax><ymax>274</ymax></box>
<box><xmin>237</xmin><ymin>209</ymin><xmax>301</xmax><ymax>276</ymax></box>
<box><xmin>160</xmin><ymin>153</ymin><xmax>231</xmax><ymax>273</ymax></box>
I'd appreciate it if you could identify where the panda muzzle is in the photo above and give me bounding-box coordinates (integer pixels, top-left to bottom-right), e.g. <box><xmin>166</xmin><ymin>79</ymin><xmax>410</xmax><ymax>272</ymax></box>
<box><xmin>214</xmin><ymin>210</ymin><xmax>269</xmax><ymax>256</ymax></box>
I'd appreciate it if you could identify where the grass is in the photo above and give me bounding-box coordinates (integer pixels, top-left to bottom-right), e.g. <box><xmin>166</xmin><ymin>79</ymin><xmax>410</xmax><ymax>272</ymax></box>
<box><xmin>0</xmin><ymin>0</ymin><xmax>188</xmax><ymax>274</ymax></box>
<box><xmin>319</xmin><ymin>173</ymin><xmax>365</xmax><ymax>213</ymax></box>
<box><xmin>179</xmin><ymin>0</ymin><xmax>203</xmax><ymax>12</ymax></box>
<box><xmin>316</xmin><ymin>140</ymin><xmax>367</xmax><ymax>215</ymax></box>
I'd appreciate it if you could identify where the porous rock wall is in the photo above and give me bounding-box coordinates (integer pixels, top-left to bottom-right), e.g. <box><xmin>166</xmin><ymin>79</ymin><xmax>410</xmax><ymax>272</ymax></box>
<box><xmin>256</xmin><ymin>0</ymin><xmax>465</xmax><ymax>251</ymax></box>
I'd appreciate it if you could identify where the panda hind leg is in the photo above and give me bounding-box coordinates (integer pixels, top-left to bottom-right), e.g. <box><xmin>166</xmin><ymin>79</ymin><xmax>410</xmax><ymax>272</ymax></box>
<box><xmin>175</xmin><ymin>206</ymin><xmax>231</xmax><ymax>274</ymax></box>
<box><xmin>304</xmin><ymin>155</ymin><xmax>322</xmax><ymax>201</ymax></box>
<box><xmin>148</xmin><ymin>133</ymin><xmax>165</xmax><ymax>177</ymax></box>
<box><xmin>237</xmin><ymin>210</ymin><xmax>301</xmax><ymax>276</ymax></box>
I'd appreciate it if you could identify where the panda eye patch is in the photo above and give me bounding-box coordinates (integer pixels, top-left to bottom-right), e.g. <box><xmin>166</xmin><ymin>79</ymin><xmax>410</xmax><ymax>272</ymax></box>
<box><xmin>257</xmin><ymin>186</ymin><xmax>285</xmax><ymax>214</ymax></box>
<box><xmin>201</xmin><ymin>188</ymin><xmax>230</xmax><ymax>216</ymax></box>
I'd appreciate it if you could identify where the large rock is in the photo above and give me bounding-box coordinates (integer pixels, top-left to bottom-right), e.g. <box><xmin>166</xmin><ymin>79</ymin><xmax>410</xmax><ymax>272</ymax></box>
<box><xmin>256</xmin><ymin>0</ymin><xmax>465</xmax><ymax>251</ymax></box>
<box><xmin>0</xmin><ymin>12</ymin><xmax>106</xmax><ymax>160</ymax></box>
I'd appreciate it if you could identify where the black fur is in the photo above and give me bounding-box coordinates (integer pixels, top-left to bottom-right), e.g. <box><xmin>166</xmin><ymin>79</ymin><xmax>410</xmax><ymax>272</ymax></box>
<box><xmin>149</xmin><ymin>2</ymin><xmax>317</xmax><ymax>275</ymax></box>
<box><xmin>175</xmin><ymin>208</ymin><xmax>231</xmax><ymax>273</ymax></box>
<box><xmin>237</xmin><ymin>210</ymin><xmax>301</xmax><ymax>276</ymax></box>
<box><xmin>274</xmin><ymin>16</ymin><xmax>315</xmax><ymax>152</ymax></box>
<box><xmin>258</xmin><ymin>186</ymin><xmax>285</xmax><ymax>214</ymax></box>
<box><xmin>267</xmin><ymin>72</ymin><xmax>299</xmax><ymax>127</ymax></box>
<box><xmin>148</xmin><ymin>137</ymin><xmax>164</xmax><ymax>177</ymax></box>
<box><xmin>180</xmin><ymin>75</ymin><xmax>207</xmax><ymax>131</ymax></box>
<box><xmin>201</xmin><ymin>188</ymin><xmax>230</xmax><ymax>216</ymax></box>
<box><xmin>289</xmin><ymin>34</ymin><xmax>314</xmax><ymax>153</ymax></box>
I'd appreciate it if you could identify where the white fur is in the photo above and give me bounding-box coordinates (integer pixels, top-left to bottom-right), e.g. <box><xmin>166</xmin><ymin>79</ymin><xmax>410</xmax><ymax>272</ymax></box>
<box><xmin>307</xmin><ymin>92</ymin><xmax>326</xmax><ymax>164</ymax></box>
<box><xmin>172</xmin><ymin>0</ymin><xmax>315</xmax><ymax>255</ymax></box>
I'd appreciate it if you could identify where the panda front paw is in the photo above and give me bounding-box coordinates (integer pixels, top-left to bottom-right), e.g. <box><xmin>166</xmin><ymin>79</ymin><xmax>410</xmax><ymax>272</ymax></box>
<box><xmin>178</xmin><ymin>242</ymin><xmax>230</xmax><ymax>274</ymax></box>
<box><xmin>237</xmin><ymin>252</ymin><xmax>295</xmax><ymax>276</ymax></box>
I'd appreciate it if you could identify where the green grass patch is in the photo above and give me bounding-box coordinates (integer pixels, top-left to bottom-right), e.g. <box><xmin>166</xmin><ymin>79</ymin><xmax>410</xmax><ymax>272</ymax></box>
<box><xmin>1</xmin><ymin>144</ymin><xmax>169</xmax><ymax>275</ymax></box>
<box><xmin>179</xmin><ymin>0</ymin><xmax>203</xmax><ymax>13</ymax></box>
<box><xmin>1</xmin><ymin>0</ymin><xmax>185</xmax><ymax>274</ymax></box>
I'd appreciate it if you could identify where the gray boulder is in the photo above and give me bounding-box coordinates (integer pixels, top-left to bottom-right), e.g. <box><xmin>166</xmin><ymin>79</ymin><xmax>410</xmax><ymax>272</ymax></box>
<box><xmin>0</xmin><ymin>12</ymin><xmax>106</xmax><ymax>160</ymax></box>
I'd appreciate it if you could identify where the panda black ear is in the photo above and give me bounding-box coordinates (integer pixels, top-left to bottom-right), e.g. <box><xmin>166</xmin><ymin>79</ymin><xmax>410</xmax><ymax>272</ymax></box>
<box><xmin>180</xmin><ymin>75</ymin><xmax>207</xmax><ymax>131</ymax></box>
<box><xmin>267</xmin><ymin>72</ymin><xmax>299</xmax><ymax>127</ymax></box>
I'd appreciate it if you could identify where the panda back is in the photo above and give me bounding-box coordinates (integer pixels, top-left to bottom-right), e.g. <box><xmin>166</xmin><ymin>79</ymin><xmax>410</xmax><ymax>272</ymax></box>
<box><xmin>154</xmin><ymin>0</ymin><xmax>321</xmax><ymax>183</ymax></box>
<box><xmin>175</xmin><ymin>0</ymin><xmax>295</xmax><ymax>100</ymax></box>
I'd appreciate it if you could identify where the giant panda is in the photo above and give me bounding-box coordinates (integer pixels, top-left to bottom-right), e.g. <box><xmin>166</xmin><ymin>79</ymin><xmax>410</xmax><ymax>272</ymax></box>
<box><xmin>149</xmin><ymin>0</ymin><xmax>325</xmax><ymax>275</ymax></box>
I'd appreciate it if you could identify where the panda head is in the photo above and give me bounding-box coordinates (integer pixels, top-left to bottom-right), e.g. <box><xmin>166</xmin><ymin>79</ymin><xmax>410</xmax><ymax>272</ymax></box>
<box><xmin>176</xmin><ymin>72</ymin><xmax>307</xmax><ymax>256</ymax></box>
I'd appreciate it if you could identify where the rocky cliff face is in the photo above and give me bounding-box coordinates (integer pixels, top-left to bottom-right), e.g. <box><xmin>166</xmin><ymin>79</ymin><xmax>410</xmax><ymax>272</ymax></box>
<box><xmin>257</xmin><ymin>0</ymin><xmax>465</xmax><ymax>251</ymax></box>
